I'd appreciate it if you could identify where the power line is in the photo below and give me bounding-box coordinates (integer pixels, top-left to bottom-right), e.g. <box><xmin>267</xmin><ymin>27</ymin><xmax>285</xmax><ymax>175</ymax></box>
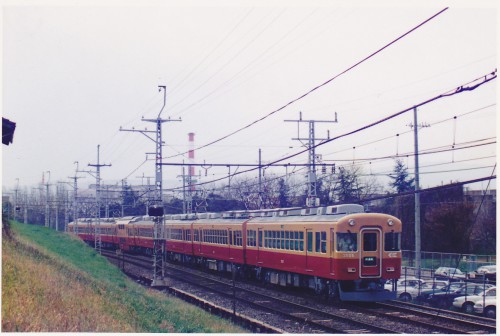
<box><xmin>180</xmin><ymin>71</ymin><xmax>496</xmax><ymax>189</ymax></box>
<box><xmin>164</xmin><ymin>7</ymin><xmax>449</xmax><ymax>160</ymax></box>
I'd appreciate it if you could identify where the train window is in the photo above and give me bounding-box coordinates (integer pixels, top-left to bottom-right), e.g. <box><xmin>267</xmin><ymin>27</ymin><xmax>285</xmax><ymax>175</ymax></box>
<box><xmin>258</xmin><ymin>231</ymin><xmax>263</xmax><ymax>247</ymax></box>
<box><xmin>234</xmin><ymin>231</ymin><xmax>242</xmax><ymax>246</ymax></box>
<box><xmin>247</xmin><ymin>230</ymin><xmax>256</xmax><ymax>247</ymax></box>
<box><xmin>307</xmin><ymin>232</ymin><xmax>313</xmax><ymax>252</ymax></box>
<box><xmin>314</xmin><ymin>231</ymin><xmax>327</xmax><ymax>253</ymax></box>
<box><xmin>194</xmin><ymin>229</ymin><xmax>199</xmax><ymax>242</ymax></box>
<box><xmin>315</xmin><ymin>232</ymin><xmax>320</xmax><ymax>252</ymax></box>
<box><xmin>337</xmin><ymin>233</ymin><xmax>357</xmax><ymax>252</ymax></box>
<box><xmin>321</xmin><ymin>231</ymin><xmax>327</xmax><ymax>253</ymax></box>
<box><xmin>363</xmin><ymin>232</ymin><xmax>377</xmax><ymax>251</ymax></box>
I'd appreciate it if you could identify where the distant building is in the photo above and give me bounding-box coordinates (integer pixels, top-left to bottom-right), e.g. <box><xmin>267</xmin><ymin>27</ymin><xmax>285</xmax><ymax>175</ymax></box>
<box><xmin>464</xmin><ymin>189</ymin><xmax>496</xmax><ymax>202</ymax></box>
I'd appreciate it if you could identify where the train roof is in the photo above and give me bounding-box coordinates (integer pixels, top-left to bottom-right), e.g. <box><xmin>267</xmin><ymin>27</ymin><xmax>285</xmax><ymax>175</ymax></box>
<box><xmin>68</xmin><ymin>204</ymin><xmax>369</xmax><ymax>225</ymax></box>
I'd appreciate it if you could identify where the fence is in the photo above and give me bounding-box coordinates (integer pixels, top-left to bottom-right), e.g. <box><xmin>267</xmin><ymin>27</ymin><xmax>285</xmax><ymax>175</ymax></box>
<box><xmin>402</xmin><ymin>250</ymin><xmax>496</xmax><ymax>274</ymax></box>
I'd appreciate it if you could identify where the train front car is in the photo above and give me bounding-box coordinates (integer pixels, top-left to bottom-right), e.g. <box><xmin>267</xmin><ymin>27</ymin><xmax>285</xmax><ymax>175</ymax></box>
<box><xmin>333</xmin><ymin>212</ymin><xmax>402</xmax><ymax>301</ymax></box>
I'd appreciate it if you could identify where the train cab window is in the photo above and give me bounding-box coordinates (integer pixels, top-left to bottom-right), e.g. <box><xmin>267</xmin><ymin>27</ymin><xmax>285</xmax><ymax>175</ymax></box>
<box><xmin>337</xmin><ymin>233</ymin><xmax>357</xmax><ymax>252</ymax></box>
<box><xmin>385</xmin><ymin>232</ymin><xmax>400</xmax><ymax>251</ymax></box>
<box><xmin>363</xmin><ymin>232</ymin><xmax>377</xmax><ymax>251</ymax></box>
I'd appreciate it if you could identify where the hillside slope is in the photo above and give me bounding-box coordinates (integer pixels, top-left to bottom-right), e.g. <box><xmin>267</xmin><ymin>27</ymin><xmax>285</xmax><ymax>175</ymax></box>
<box><xmin>2</xmin><ymin>220</ymin><xmax>245</xmax><ymax>333</ymax></box>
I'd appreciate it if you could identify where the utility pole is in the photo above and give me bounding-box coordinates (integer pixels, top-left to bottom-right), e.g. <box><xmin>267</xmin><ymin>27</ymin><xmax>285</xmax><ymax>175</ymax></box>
<box><xmin>13</xmin><ymin>178</ymin><xmax>19</xmax><ymax>222</ymax></box>
<box><xmin>44</xmin><ymin>171</ymin><xmax>51</xmax><ymax>228</ymax></box>
<box><xmin>408</xmin><ymin>107</ymin><xmax>429</xmax><ymax>280</ymax></box>
<box><xmin>88</xmin><ymin>145</ymin><xmax>111</xmax><ymax>254</ymax></box>
<box><xmin>258</xmin><ymin>149</ymin><xmax>262</xmax><ymax>209</ymax></box>
<box><xmin>285</xmin><ymin>111</ymin><xmax>338</xmax><ymax>207</ymax></box>
<box><xmin>69</xmin><ymin>161</ymin><xmax>84</xmax><ymax>231</ymax></box>
<box><xmin>177</xmin><ymin>165</ymin><xmax>192</xmax><ymax>214</ymax></box>
<box><xmin>120</xmin><ymin>85</ymin><xmax>180</xmax><ymax>287</ymax></box>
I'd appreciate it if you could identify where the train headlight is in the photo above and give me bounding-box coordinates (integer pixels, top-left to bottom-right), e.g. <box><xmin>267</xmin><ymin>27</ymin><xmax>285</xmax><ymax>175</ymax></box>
<box><xmin>348</xmin><ymin>219</ymin><xmax>356</xmax><ymax>226</ymax></box>
<box><xmin>387</xmin><ymin>219</ymin><xmax>394</xmax><ymax>226</ymax></box>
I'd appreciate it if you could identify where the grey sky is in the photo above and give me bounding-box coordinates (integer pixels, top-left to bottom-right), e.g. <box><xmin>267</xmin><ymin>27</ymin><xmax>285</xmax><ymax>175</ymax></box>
<box><xmin>2</xmin><ymin>0</ymin><xmax>497</xmax><ymax>196</ymax></box>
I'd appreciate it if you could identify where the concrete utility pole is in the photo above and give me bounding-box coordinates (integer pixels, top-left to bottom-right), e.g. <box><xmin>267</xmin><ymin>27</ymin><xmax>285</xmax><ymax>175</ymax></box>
<box><xmin>177</xmin><ymin>165</ymin><xmax>189</xmax><ymax>214</ymax></box>
<box><xmin>285</xmin><ymin>111</ymin><xmax>338</xmax><ymax>207</ymax></box>
<box><xmin>88</xmin><ymin>145</ymin><xmax>111</xmax><ymax>254</ymax></box>
<box><xmin>120</xmin><ymin>85</ymin><xmax>180</xmax><ymax>287</ymax></box>
<box><xmin>68</xmin><ymin>161</ymin><xmax>84</xmax><ymax>231</ymax></box>
<box><xmin>258</xmin><ymin>149</ymin><xmax>263</xmax><ymax>209</ymax></box>
<box><xmin>13</xmin><ymin>178</ymin><xmax>19</xmax><ymax>222</ymax></box>
<box><xmin>44</xmin><ymin>171</ymin><xmax>51</xmax><ymax>228</ymax></box>
<box><xmin>408</xmin><ymin>107</ymin><xmax>429</xmax><ymax>279</ymax></box>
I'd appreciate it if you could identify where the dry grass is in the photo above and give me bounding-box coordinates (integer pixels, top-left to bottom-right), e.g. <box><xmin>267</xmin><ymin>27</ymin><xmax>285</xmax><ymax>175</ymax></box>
<box><xmin>2</xmin><ymin>222</ymin><xmax>246</xmax><ymax>333</ymax></box>
<box><xmin>2</xmin><ymin>236</ymin><xmax>136</xmax><ymax>332</ymax></box>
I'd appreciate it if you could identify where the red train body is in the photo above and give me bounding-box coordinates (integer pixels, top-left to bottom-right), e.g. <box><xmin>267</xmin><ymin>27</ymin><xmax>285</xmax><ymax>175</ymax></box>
<box><xmin>68</xmin><ymin>204</ymin><xmax>402</xmax><ymax>301</ymax></box>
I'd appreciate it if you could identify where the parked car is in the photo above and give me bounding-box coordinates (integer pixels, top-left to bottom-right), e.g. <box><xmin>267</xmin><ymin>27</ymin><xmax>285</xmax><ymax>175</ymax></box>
<box><xmin>416</xmin><ymin>282</ymin><xmax>466</xmax><ymax>303</ymax></box>
<box><xmin>434</xmin><ymin>267</ymin><xmax>467</xmax><ymax>281</ymax></box>
<box><xmin>474</xmin><ymin>296</ymin><xmax>496</xmax><ymax>318</ymax></box>
<box><xmin>426</xmin><ymin>283</ymin><xmax>494</xmax><ymax>308</ymax></box>
<box><xmin>384</xmin><ymin>277</ymin><xmax>425</xmax><ymax>292</ymax></box>
<box><xmin>474</xmin><ymin>265</ymin><xmax>496</xmax><ymax>282</ymax></box>
<box><xmin>398</xmin><ymin>280</ymin><xmax>448</xmax><ymax>302</ymax></box>
<box><xmin>452</xmin><ymin>287</ymin><xmax>496</xmax><ymax>313</ymax></box>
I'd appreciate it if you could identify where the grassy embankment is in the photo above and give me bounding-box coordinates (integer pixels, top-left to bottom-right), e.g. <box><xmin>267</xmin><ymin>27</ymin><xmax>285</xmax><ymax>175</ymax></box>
<box><xmin>2</xmin><ymin>219</ymin><xmax>246</xmax><ymax>333</ymax></box>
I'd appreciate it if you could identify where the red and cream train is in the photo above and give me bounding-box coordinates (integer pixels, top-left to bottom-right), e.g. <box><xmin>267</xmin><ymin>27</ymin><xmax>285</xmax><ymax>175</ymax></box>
<box><xmin>68</xmin><ymin>204</ymin><xmax>402</xmax><ymax>301</ymax></box>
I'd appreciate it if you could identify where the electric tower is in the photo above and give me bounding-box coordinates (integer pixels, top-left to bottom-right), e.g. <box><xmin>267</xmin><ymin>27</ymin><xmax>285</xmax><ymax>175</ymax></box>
<box><xmin>285</xmin><ymin>112</ymin><xmax>338</xmax><ymax>207</ymax></box>
<box><xmin>120</xmin><ymin>86</ymin><xmax>180</xmax><ymax>287</ymax></box>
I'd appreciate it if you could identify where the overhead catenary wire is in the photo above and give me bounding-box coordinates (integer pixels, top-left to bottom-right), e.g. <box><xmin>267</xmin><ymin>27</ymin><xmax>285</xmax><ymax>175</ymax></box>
<box><xmin>320</xmin><ymin>103</ymin><xmax>496</xmax><ymax>158</ymax></box>
<box><xmin>164</xmin><ymin>7</ymin><xmax>450</xmax><ymax>160</ymax></box>
<box><xmin>162</xmin><ymin>71</ymin><xmax>495</xmax><ymax>190</ymax></box>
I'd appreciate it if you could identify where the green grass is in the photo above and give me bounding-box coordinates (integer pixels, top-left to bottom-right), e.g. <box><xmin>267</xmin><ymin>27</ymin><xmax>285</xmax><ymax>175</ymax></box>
<box><xmin>2</xmin><ymin>220</ymin><xmax>246</xmax><ymax>333</ymax></box>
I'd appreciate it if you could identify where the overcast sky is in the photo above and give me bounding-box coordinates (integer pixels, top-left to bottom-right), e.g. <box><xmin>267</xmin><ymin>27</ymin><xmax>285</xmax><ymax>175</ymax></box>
<box><xmin>2</xmin><ymin>0</ymin><xmax>497</xmax><ymax>198</ymax></box>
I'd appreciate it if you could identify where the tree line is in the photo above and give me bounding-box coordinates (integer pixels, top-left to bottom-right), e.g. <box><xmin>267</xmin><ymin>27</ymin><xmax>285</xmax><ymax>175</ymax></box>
<box><xmin>3</xmin><ymin>159</ymin><xmax>495</xmax><ymax>255</ymax></box>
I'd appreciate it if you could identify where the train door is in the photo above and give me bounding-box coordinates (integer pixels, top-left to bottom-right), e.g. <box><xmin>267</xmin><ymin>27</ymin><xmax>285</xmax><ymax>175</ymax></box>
<box><xmin>196</xmin><ymin>228</ymin><xmax>202</xmax><ymax>254</ymax></box>
<box><xmin>306</xmin><ymin>229</ymin><xmax>313</xmax><ymax>270</ymax></box>
<box><xmin>330</xmin><ymin>228</ymin><xmax>335</xmax><ymax>274</ymax></box>
<box><xmin>360</xmin><ymin>228</ymin><xmax>382</xmax><ymax>277</ymax></box>
<box><xmin>228</xmin><ymin>228</ymin><xmax>233</xmax><ymax>260</ymax></box>
<box><xmin>257</xmin><ymin>228</ymin><xmax>263</xmax><ymax>261</ymax></box>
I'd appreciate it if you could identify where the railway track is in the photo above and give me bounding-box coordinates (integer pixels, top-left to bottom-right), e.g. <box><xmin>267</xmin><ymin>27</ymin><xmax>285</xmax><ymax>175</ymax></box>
<box><xmin>103</xmin><ymin>250</ymin><xmax>496</xmax><ymax>334</ymax></box>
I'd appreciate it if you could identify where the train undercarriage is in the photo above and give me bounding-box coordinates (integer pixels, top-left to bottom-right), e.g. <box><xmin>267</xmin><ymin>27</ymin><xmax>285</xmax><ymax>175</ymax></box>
<box><xmin>83</xmin><ymin>239</ymin><xmax>396</xmax><ymax>302</ymax></box>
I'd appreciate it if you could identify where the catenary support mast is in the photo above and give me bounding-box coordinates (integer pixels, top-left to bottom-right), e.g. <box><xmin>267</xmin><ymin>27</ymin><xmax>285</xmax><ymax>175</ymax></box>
<box><xmin>88</xmin><ymin>145</ymin><xmax>111</xmax><ymax>255</ymax></box>
<box><xmin>120</xmin><ymin>86</ymin><xmax>180</xmax><ymax>286</ymax></box>
<box><xmin>285</xmin><ymin>112</ymin><xmax>337</xmax><ymax>207</ymax></box>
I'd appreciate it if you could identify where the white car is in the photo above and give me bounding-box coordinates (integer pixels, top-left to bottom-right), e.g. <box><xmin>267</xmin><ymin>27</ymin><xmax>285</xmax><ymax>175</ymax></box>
<box><xmin>434</xmin><ymin>267</ymin><xmax>467</xmax><ymax>280</ymax></box>
<box><xmin>384</xmin><ymin>277</ymin><xmax>425</xmax><ymax>292</ymax></box>
<box><xmin>397</xmin><ymin>280</ymin><xmax>448</xmax><ymax>302</ymax></box>
<box><xmin>452</xmin><ymin>287</ymin><xmax>496</xmax><ymax>313</ymax></box>
<box><xmin>476</xmin><ymin>265</ymin><xmax>496</xmax><ymax>275</ymax></box>
<box><xmin>474</xmin><ymin>296</ymin><xmax>496</xmax><ymax>318</ymax></box>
